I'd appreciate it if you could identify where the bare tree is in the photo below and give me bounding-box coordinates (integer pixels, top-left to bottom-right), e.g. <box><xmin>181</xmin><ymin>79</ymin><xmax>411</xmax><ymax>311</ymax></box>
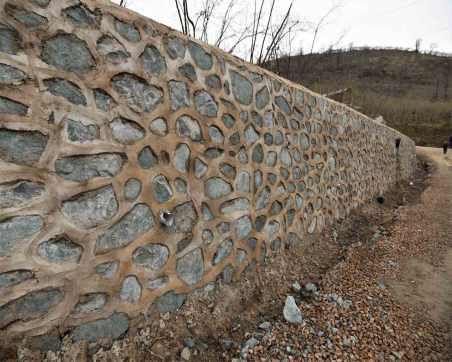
<box><xmin>309</xmin><ymin>3</ymin><xmax>342</xmax><ymax>54</ymax></box>
<box><xmin>415</xmin><ymin>38</ymin><xmax>422</xmax><ymax>53</ymax></box>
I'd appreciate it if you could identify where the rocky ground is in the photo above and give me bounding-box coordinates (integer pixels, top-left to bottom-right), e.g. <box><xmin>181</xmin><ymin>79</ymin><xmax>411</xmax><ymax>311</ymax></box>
<box><xmin>12</xmin><ymin>148</ymin><xmax>452</xmax><ymax>361</ymax></box>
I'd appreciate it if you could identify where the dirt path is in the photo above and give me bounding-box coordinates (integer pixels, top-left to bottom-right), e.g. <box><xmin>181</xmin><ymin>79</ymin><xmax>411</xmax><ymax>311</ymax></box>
<box><xmin>390</xmin><ymin>147</ymin><xmax>452</xmax><ymax>337</ymax></box>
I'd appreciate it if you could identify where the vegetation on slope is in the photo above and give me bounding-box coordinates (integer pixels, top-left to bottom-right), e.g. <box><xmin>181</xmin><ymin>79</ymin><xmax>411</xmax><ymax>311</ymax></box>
<box><xmin>273</xmin><ymin>48</ymin><xmax>452</xmax><ymax>146</ymax></box>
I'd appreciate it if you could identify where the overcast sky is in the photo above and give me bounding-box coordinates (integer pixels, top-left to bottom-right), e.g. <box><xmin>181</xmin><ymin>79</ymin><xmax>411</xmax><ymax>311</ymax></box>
<box><xmin>112</xmin><ymin>0</ymin><xmax>452</xmax><ymax>56</ymax></box>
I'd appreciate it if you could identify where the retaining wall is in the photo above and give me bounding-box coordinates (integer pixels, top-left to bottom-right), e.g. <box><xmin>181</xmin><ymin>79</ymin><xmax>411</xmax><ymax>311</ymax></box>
<box><xmin>0</xmin><ymin>0</ymin><xmax>416</xmax><ymax>343</ymax></box>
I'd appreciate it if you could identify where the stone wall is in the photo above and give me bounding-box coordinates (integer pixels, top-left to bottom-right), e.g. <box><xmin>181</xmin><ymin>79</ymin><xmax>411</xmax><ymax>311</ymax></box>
<box><xmin>0</xmin><ymin>0</ymin><xmax>416</xmax><ymax>343</ymax></box>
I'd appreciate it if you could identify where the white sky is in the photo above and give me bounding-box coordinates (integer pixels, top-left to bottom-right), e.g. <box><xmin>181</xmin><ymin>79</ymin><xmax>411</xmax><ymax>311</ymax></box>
<box><xmin>112</xmin><ymin>0</ymin><xmax>452</xmax><ymax>56</ymax></box>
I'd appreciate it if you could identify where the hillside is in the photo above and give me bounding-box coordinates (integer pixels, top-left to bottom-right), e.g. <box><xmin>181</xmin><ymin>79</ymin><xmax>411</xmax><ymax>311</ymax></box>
<box><xmin>274</xmin><ymin>49</ymin><xmax>452</xmax><ymax>146</ymax></box>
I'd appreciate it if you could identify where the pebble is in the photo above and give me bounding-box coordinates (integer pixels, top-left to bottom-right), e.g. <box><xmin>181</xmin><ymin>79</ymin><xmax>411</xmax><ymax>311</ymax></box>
<box><xmin>258</xmin><ymin>321</ymin><xmax>272</xmax><ymax>331</ymax></box>
<box><xmin>292</xmin><ymin>281</ymin><xmax>301</xmax><ymax>292</ymax></box>
<box><xmin>283</xmin><ymin>296</ymin><xmax>303</xmax><ymax>324</ymax></box>
<box><xmin>181</xmin><ymin>347</ymin><xmax>191</xmax><ymax>361</ymax></box>
<box><xmin>241</xmin><ymin>337</ymin><xmax>258</xmax><ymax>357</ymax></box>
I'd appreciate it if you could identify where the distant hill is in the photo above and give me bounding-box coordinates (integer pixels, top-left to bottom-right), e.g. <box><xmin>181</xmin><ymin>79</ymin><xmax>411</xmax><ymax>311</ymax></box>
<box><xmin>272</xmin><ymin>48</ymin><xmax>452</xmax><ymax>147</ymax></box>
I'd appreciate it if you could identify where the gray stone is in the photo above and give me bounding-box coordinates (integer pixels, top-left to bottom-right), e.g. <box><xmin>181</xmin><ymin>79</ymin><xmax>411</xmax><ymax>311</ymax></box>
<box><xmin>208</xmin><ymin>125</ymin><xmax>224</xmax><ymax>144</ymax></box>
<box><xmin>217</xmin><ymin>222</ymin><xmax>230</xmax><ymax>234</ymax></box>
<box><xmin>238</xmin><ymin>147</ymin><xmax>248</xmax><ymax>164</ymax></box>
<box><xmin>256</xmin><ymin>186</ymin><xmax>271</xmax><ymax>210</ymax></box>
<box><xmin>201</xmin><ymin>202</ymin><xmax>214</xmax><ymax>221</ymax></box>
<box><xmin>252</xmin><ymin>144</ymin><xmax>264</xmax><ymax>163</ymax></box>
<box><xmin>203</xmin><ymin>147</ymin><xmax>224</xmax><ymax>159</ymax></box>
<box><xmin>234</xmin><ymin>215</ymin><xmax>252</xmax><ymax>239</ymax></box>
<box><xmin>176</xmin><ymin>235</ymin><xmax>192</xmax><ymax>253</ymax></box>
<box><xmin>259</xmin><ymin>321</ymin><xmax>272</xmax><ymax>331</ymax></box>
<box><xmin>0</xmin><ymin>96</ymin><xmax>28</xmax><ymax>116</ymax></box>
<box><xmin>110</xmin><ymin>117</ymin><xmax>145</xmax><ymax>145</ymax></box>
<box><xmin>220</xmin><ymin>198</ymin><xmax>250</xmax><ymax>214</ymax></box>
<box><xmin>280</xmin><ymin>147</ymin><xmax>292</xmax><ymax>167</ymax></box>
<box><xmin>244</xmin><ymin>125</ymin><xmax>260</xmax><ymax>145</ymax></box>
<box><xmin>205</xmin><ymin>177</ymin><xmax>232</xmax><ymax>199</ymax></box>
<box><xmin>97</xmin><ymin>35</ymin><xmax>129</xmax><ymax>64</ymax></box>
<box><xmin>133</xmin><ymin>244</ymin><xmax>169</xmax><ymax>270</ymax></box>
<box><xmin>176</xmin><ymin>115</ymin><xmax>201</xmax><ymax>141</ymax></box>
<box><xmin>38</xmin><ymin>236</ymin><xmax>82</xmax><ymax>263</ymax></box>
<box><xmin>0</xmin><ymin>180</ymin><xmax>45</xmax><ymax>209</ymax></box>
<box><xmin>141</xmin><ymin>45</ymin><xmax>167</xmax><ymax>76</ymax></box>
<box><xmin>165</xmin><ymin>201</ymin><xmax>198</xmax><ymax>233</ymax></box>
<box><xmin>274</xmin><ymin>130</ymin><xmax>284</xmax><ymax>145</ymax></box>
<box><xmin>169</xmin><ymin>80</ymin><xmax>190</xmax><ymax>111</ymax></box>
<box><xmin>220</xmin><ymin>163</ymin><xmax>236</xmax><ymax>179</ymax></box>
<box><xmin>235</xmin><ymin>171</ymin><xmax>250</xmax><ymax>193</ymax></box>
<box><xmin>165</xmin><ymin>36</ymin><xmax>185</xmax><ymax>59</ymax></box>
<box><xmin>114</xmin><ymin>18</ymin><xmax>141</xmax><ymax>42</ymax></box>
<box><xmin>266</xmin><ymin>220</ymin><xmax>280</xmax><ymax>238</ymax></box>
<box><xmin>63</xmin><ymin>4</ymin><xmax>99</xmax><ymax>27</ymax></box>
<box><xmin>138</xmin><ymin>146</ymin><xmax>158</xmax><ymax>169</ymax></box>
<box><xmin>266</xmin><ymin>151</ymin><xmax>277</xmax><ymax>167</ymax></box>
<box><xmin>5</xmin><ymin>4</ymin><xmax>48</xmax><ymax>29</ymax></box>
<box><xmin>188</xmin><ymin>42</ymin><xmax>213</xmax><ymax>70</ymax></box>
<box><xmin>229</xmin><ymin>131</ymin><xmax>240</xmax><ymax>145</ymax></box>
<box><xmin>222</xmin><ymin>114</ymin><xmax>235</xmax><ymax>129</ymax></box>
<box><xmin>71</xmin><ymin>312</ymin><xmax>129</xmax><ymax>343</ymax></box>
<box><xmin>275</xmin><ymin>96</ymin><xmax>291</xmax><ymax>114</ymax></box>
<box><xmin>213</xmin><ymin>239</ymin><xmax>233</xmax><ymax>265</ymax></box>
<box><xmin>124</xmin><ymin>178</ymin><xmax>142</xmax><ymax>201</ymax></box>
<box><xmin>95</xmin><ymin>261</ymin><xmax>119</xmax><ymax>279</ymax></box>
<box><xmin>222</xmin><ymin>265</ymin><xmax>234</xmax><ymax>284</ymax></box>
<box><xmin>270</xmin><ymin>201</ymin><xmax>282</xmax><ymax>215</ymax></box>
<box><xmin>148</xmin><ymin>276</ymin><xmax>169</xmax><ymax>290</ymax></box>
<box><xmin>62</xmin><ymin>185</ymin><xmax>118</xmax><ymax>229</ymax></box>
<box><xmin>206</xmin><ymin>74</ymin><xmax>221</xmax><ymax>89</ymax></box>
<box><xmin>0</xmin><ymin>24</ymin><xmax>22</xmax><ymax>55</ymax></box>
<box><xmin>55</xmin><ymin>153</ymin><xmax>126</xmax><ymax>182</ymax></box>
<box><xmin>74</xmin><ymin>293</ymin><xmax>107</xmax><ymax>314</ymax></box>
<box><xmin>149</xmin><ymin>117</ymin><xmax>168</xmax><ymax>136</ymax></box>
<box><xmin>111</xmin><ymin>73</ymin><xmax>163</xmax><ymax>113</ymax></box>
<box><xmin>299</xmin><ymin>133</ymin><xmax>310</xmax><ymax>150</ymax></box>
<box><xmin>263</xmin><ymin>112</ymin><xmax>274</xmax><ymax>128</ymax></box>
<box><xmin>0</xmin><ymin>63</ymin><xmax>26</xmax><ymax>85</ymax></box>
<box><xmin>283</xmin><ymin>296</ymin><xmax>303</xmax><ymax>324</ymax></box>
<box><xmin>267</xmin><ymin>173</ymin><xmax>277</xmax><ymax>185</ymax></box>
<box><xmin>174</xmin><ymin>143</ymin><xmax>190</xmax><ymax>173</ymax></box>
<box><xmin>254</xmin><ymin>170</ymin><xmax>263</xmax><ymax>189</ymax></box>
<box><xmin>176</xmin><ymin>248</ymin><xmax>204</xmax><ymax>285</ymax></box>
<box><xmin>256</xmin><ymin>86</ymin><xmax>270</xmax><ymax>109</ymax></box>
<box><xmin>31</xmin><ymin>0</ymin><xmax>50</xmax><ymax>7</ymax></box>
<box><xmin>264</xmin><ymin>133</ymin><xmax>273</xmax><ymax>145</ymax></box>
<box><xmin>0</xmin><ymin>288</ymin><xmax>64</xmax><ymax>329</ymax></box>
<box><xmin>27</xmin><ymin>334</ymin><xmax>61</xmax><ymax>353</ymax></box>
<box><xmin>96</xmin><ymin>203</ymin><xmax>154</xmax><ymax>253</ymax></box>
<box><xmin>174</xmin><ymin>177</ymin><xmax>187</xmax><ymax>194</ymax></box>
<box><xmin>41</xmin><ymin>34</ymin><xmax>95</xmax><ymax>74</ymax></box>
<box><xmin>255</xmin><ymin>215</ymin><xmax>267</xmax><ymax>232</ymax></box>
<box><xmin>120</xmin><ymin>275</ymin><xmax>141</xmax><ymax>303</ymax></box>
<box><xmin>0</xmin><ymin>215</ymin><xmax>43</xmax><ymax>256</ymax></box>
<box><xmin>195</xmin><ymin>90</ymin><xmax>217</xmax><ymax>117</ymax></box>
<box><xmin>152</xmin><ymin>175</ymin><xmax>173</xmax><ymax>204</ymax></box>
<box><xmin>202</xmin><ymin>229</ymin><xmax>214</xmax><ymax>243</ymax></box>
<box><xmin>178</xmin><ymin>63</ymin><xmax>197</xmax><ymax>82</ymax></box>
<box><xmin>67</xmin><ymin>119</ymin><xmax>99</xmax><ymax>143</ymax></box>
<box><xmin>230</xmin><ymin>70</ymin><xmax>253</xmax><ymax>105</ymax></box>
<box><xmin>194</xmin><ymin>157</ymin><xmax>208</xmax><ymax>179</ymax></box>
<box><xmin>0</xmin><ymin>270</ymin><xmax>33</xmax><ymax>288</ymax></box>
<box><xmin>44</xmin><ymin>78</ymin><xmax>86</xmax><ymax>106</ymax></box>
<box><xmin>155</xmin><ymin>291</ymin><xmax>186</xmax><ymax>313</ymax></box>
<box><xmin>93</xmin><ymin>89</ymin><xmax>116</xmax><ymax>112</ymax></box>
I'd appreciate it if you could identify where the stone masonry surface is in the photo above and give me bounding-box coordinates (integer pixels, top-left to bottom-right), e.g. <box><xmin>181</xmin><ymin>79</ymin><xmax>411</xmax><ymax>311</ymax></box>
<box><xmin>0</xmin><ymin>0</ymin><xmax>416</xmax><ymax>344</ymax></box>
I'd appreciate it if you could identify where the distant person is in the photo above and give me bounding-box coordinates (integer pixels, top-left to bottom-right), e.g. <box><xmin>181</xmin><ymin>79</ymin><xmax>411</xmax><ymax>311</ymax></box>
<box><xmin>443</xmin><ymin>142</ymin><xmax>448</xmax><ymax>155</ymax></box>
